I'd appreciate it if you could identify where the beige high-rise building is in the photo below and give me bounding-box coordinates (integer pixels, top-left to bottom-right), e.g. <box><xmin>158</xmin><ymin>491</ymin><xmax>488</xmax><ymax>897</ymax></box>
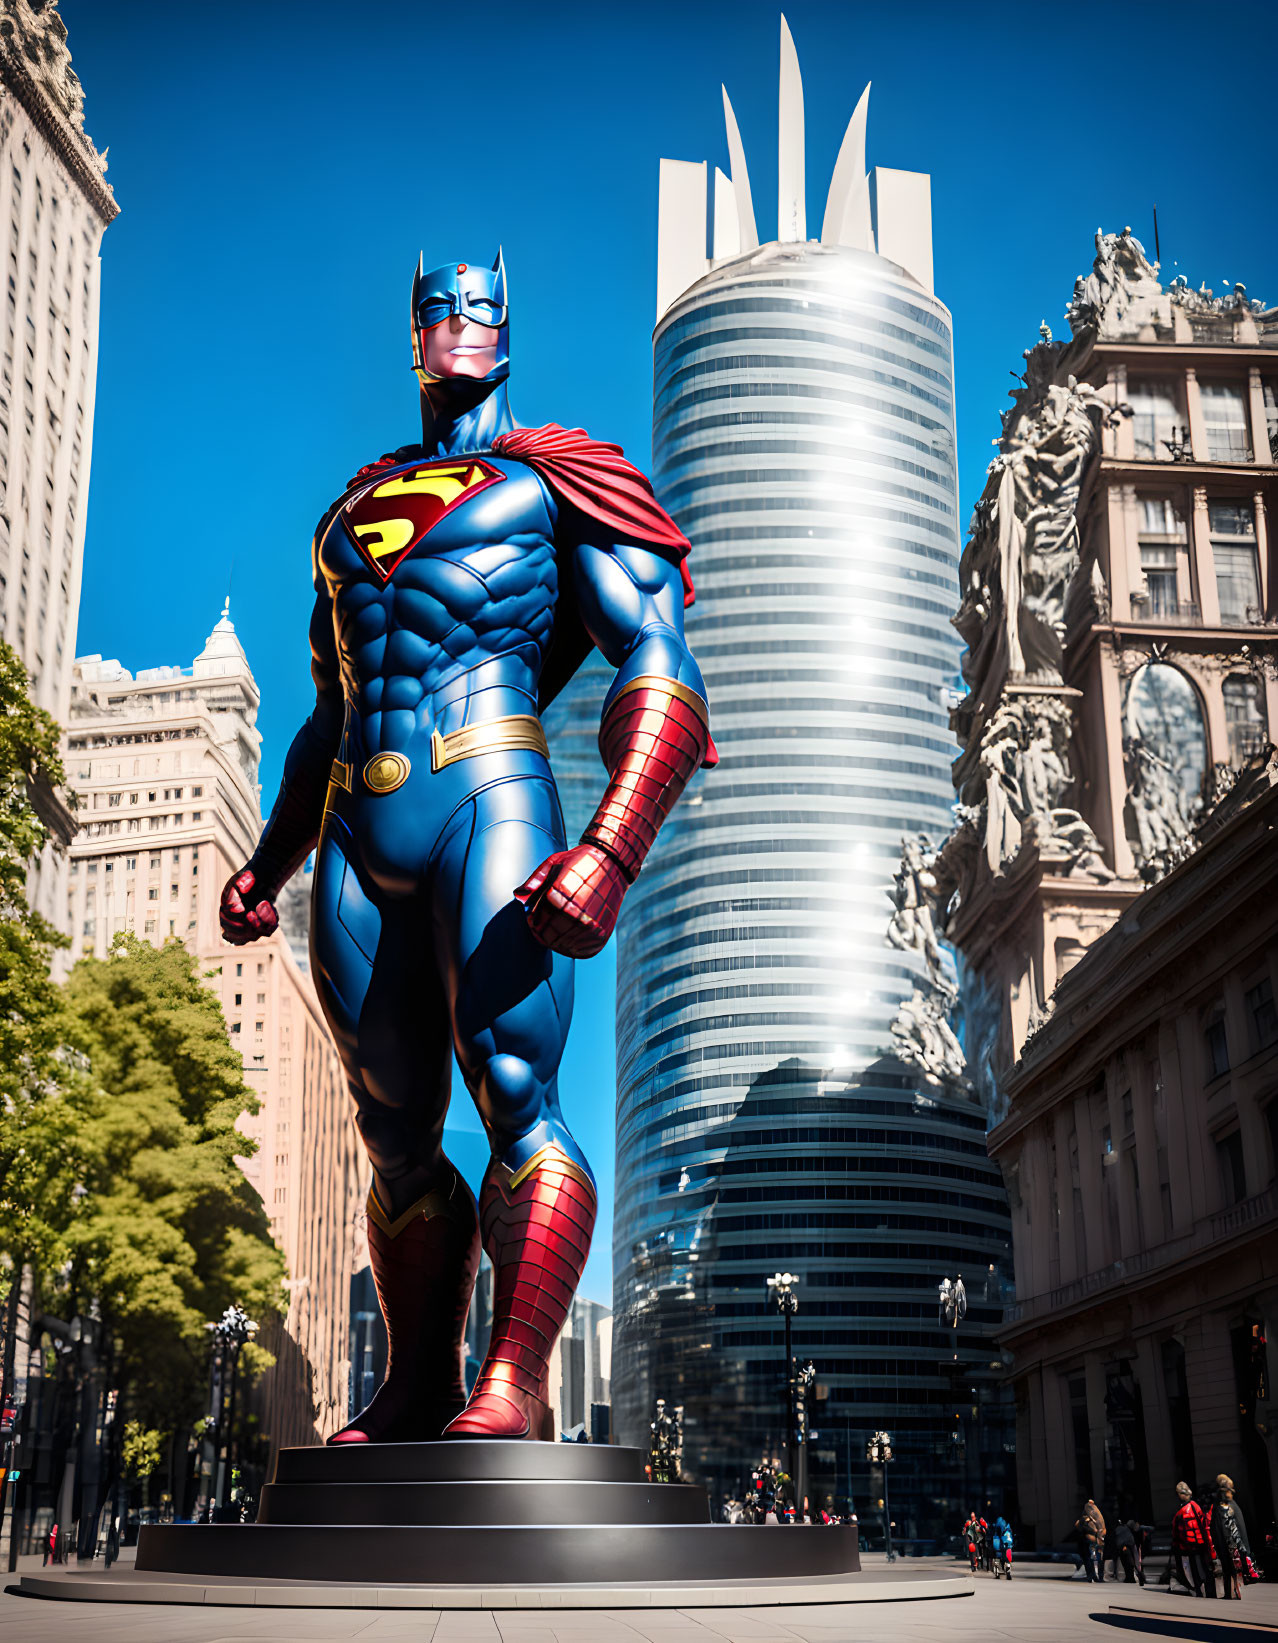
<box><xmin>0</xmin><ymin>2</ymin><xmax>117</xmax><ymax>930</ymax></box>
<box><xmin>65</xmin><ymin>605</ymin><xmax>366</xmax><ymax>1445</ymax></box>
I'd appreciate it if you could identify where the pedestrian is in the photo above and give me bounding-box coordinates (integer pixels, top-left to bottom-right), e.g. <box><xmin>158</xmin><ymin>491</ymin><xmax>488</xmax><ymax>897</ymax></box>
<box><xmin>962</xmin><ymin>1509</ymin><xmax>980</xmax><ymax>1572</ymax></box>
<box><xmin>1171</xmin><ymin>1481</ymin><xmax>1216</xmax><ymax>1598</ymax></box>
<box><xmin>43</xmin><ymin>1522</ymin><xmax>57</xmax><ymax>1565</ymax></box>
<box><xmin>976</xmin><ymin>1514</ymin><xmax>991</xmax><ymax>1572</ymax></box>
<box><xmin>1113</xmin><ymin>1518</ymin><xmax>1146</xmax><ymax>1585</ymax></box>
<box><xmin>1073</xmin><ymin>1498</ymin><xmax>1106</xmax><ymax>1582</ymax></box>
<box><xmin>1211</xmin><ymin>1475</ymin><xmax>1250</xmax><ymax>1600</ymax></box>
<box><xmin>991</xmin><ymin>1513</ymin><xmax>1014</xmax><ymax>1578</ymax></box>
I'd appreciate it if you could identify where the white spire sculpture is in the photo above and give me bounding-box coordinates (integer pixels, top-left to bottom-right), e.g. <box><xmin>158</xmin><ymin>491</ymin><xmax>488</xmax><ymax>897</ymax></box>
<box><xmin>721</xmin><ymin>87</ymin><xmax>759</xmax><ymax>253</ymax></box>
<box><xmin>821</xmin><ymin>81</ymin><xmax>873</xmax><ymax>252</ymax></box>
<box><xmin>777</xmin><ymin>15</ymin><xmax>806</xmax><ymax>244</ymax></box>
<box><xmin>656</xmin><ymin>15</ymin><xmax>934</xmax><ymax>319</ymax></box>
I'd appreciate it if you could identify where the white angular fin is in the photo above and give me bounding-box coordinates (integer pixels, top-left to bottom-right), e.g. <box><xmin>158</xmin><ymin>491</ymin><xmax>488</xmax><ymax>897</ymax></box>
<box><xmin>821</xmin><ymin>82</ymin><xmax>873</xmax><ymax>250</ymax></box>
<box><xmin>713</xmin><ymin>166</ymin><xmax>740</xmax><ymax>260</ymax></box>
<box><xmin>721</xmin><ymin>85</ymin><xmax>759</xmax><ymax>252</ymax></box>
<box><xmin>656</xmin><ymin>158</ymin><xmax>709</xmax><ymax>321</ymax></box>
<box><xmin>777</xmin><ymin>15</ymin><xmax>806</xmax><ymax>242</ymax></box>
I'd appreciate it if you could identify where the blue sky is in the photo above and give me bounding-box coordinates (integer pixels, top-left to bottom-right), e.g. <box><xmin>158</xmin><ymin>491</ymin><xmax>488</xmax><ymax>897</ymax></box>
<box><xmin>61</xmin><ymin>1</ymin><xmax>1278</xmax><ymax>1305</ymax></box>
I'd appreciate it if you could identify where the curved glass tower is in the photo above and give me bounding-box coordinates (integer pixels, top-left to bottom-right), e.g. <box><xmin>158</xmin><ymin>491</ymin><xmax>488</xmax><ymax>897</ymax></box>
<box><xmin>608</xmin><ymin>27</ymin><xmax>1013</xmax><ymax>1536</ymax></box>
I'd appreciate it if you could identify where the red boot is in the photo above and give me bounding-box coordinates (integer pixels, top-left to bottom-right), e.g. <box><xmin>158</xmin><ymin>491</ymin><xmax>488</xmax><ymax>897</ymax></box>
<box><xmin>328</xmin><ymin>1163</ymin><xmax>480</xmax><ymax>1445</ymax></box>
<box><xmin>444</xmin><ymin>1146</ymin><xmax>596</xmax><ymax>1440</ymax></box>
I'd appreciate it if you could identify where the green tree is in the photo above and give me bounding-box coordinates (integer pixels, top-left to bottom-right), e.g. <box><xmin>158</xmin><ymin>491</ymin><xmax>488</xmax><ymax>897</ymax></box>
<box><xmin>61</xmin><ymin>936</ymin><xmax>285</xmax><ymax>1432</ymax></box>
<box><xmin>0</xmin><ymin>639</ymin><xmax>76</xmax><ymax>1321</ymax></box>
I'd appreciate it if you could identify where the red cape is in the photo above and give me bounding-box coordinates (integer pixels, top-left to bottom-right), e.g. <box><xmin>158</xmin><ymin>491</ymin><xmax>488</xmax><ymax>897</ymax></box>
<box><xmin>492</xmin><ymin>424</ymin><xmax>694</xmax><ymax>608</ymax></box>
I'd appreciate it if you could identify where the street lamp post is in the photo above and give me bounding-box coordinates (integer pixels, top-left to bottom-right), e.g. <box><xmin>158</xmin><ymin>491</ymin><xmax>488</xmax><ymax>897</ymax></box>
<box><xmin>766</xmin><ymin>1273</ymin><xmax>800</xmax><ymax>1516</ymax></box>
<box><xmin>866</xmin><ymin>1430</ymin><xmax>895</xmax><ymax>1561</ymax></box>
<box><xmin>205</xmin><ymin>1306</ymin><xmax>258</xmax><ymax>1519</ymax></box>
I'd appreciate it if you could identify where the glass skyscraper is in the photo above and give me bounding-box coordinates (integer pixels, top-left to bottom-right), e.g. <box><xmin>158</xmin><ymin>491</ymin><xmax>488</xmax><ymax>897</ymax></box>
<box><xmin>603</xmin><ymin>26</ymin><xmax>1014</xmax><ymax>1537</ymax></box>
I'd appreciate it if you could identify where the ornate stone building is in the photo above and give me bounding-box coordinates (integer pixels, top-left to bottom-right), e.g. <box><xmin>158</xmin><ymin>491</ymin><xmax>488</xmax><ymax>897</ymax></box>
<box><xmin>65</xmin><ymin>606</ymin><xmax>366</xmax><ymax>1446</ymax></box>
<box><xmin>0</xmin><ymin>1</ymin><xmax>118</xmax><ymax>930</ymax></box>
<box><xmin>934</xmin><ymin>229</ymin><xmax>1278</xmax><ymax>1541</ymax></box>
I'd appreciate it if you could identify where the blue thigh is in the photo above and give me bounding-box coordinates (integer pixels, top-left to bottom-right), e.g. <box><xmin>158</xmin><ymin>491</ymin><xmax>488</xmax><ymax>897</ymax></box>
<box><xmin>430</xmin><ymin>776</ymin><xmax>586</xmax><ymax>1175</ymax></box>
<box><xmin>310</xmin><ymin>815</ymin><xmax>452</xmax><ymax>1182</ymax></box>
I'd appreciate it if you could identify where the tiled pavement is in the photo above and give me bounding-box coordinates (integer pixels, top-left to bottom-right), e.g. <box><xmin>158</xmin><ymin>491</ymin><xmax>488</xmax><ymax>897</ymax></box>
<box><xmin>2</xmin><ymin>1557</ymin><xmax>1276</xmax><ymax>1642</ymax></box>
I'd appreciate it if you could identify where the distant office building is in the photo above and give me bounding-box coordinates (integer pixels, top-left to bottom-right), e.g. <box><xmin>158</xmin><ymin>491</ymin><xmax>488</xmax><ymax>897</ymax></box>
<box><xmin>0</xmin><ymin>2</ymin><xmax>118</xmax><ymax>930</ymax></box>
<box><xmin>65</xmin><ymin>604</ymin><xmax>365</xmax><ymax>1444</ymax></box>
<box><xmin>610</xmin><ymin>21</ymin><xmax>1012</xmax><ymax>1531</ymax></box>
<box><xmin>547</xmin><ymin>1297</ymin><xmax>613</xmax><ymax>1437</ymax></box>
<box><xmin>936</xmin><ymin>228</ymin><xmax>1278</xmax><ymax>1541</ymax></box>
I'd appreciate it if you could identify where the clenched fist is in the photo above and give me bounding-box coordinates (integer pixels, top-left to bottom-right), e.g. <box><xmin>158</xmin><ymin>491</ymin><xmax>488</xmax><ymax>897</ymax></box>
<box><xmin>514</xmin><ymin>843</ymin><xmax>629</xmax><ymax>960</ymax></box>
<box><xmin>219</xmin><ymin>866</ymin><xmax>279</xmax><ymax>946</ymax></box>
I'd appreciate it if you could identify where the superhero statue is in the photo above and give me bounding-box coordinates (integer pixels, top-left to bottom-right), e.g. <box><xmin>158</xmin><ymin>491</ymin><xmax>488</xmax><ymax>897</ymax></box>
<box><xmin>219</xmin><ymin>251</ymin><xmax>714</xmax><ymax>1442</ymax></box>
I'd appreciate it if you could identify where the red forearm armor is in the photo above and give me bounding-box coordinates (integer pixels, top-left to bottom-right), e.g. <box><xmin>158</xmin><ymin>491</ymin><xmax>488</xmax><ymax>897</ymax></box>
<box><xmin>583</xmin><ymin>676</ymin><xmax>712</xmax><ymax>879</ymax></box>
<box><xmin>514</xmin><ymin>675</ymin><xmax>714</xmax><ymax>958</ymax></box>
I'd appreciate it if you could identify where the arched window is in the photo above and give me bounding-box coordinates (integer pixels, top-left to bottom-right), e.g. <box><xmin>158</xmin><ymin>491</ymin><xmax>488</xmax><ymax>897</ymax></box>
<box><xmin>1124</xmin><ymin>663</ymin><xmax>1208</xmax><ymax>801</ymax></box>
<box><xmin>1222</xmin><ymin>674</ymin><xmax>1267</xmax><ymax>768</ymax></box>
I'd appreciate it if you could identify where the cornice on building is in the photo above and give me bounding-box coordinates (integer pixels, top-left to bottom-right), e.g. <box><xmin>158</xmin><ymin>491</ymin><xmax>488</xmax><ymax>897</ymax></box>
<box><xmin>0</xmin><ymin>4</ymin><xmax>117</xmax><ymax>225</ymax></box>
<box><xmin>998</xmin><ymin>1180</ymin><xmax>1277</xmax><ymax>1346</ymax></box>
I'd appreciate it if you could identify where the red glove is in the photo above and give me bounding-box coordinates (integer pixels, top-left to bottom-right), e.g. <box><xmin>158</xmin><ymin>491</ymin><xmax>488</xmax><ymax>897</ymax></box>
<box><xmin>219</xmin><ymin>867</ymin><xmax>279</xmax><ymax>946</ymax></box>
<box><xmin>515</xmin><ymin>844</ymin><xmax>629</xmax><ymax>960</ymax></box>
<box><xmin>517</xmin><ymin>677</ymin><xmax>712</xmax><ymax>959</ymax></box>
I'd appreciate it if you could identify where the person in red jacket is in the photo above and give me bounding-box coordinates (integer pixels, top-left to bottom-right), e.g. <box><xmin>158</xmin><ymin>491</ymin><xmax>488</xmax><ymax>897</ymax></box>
<box><xmin>1171</xmin><ymin>1481</ymin><xmax>1216</xmax><ymax>1598</ymax></box>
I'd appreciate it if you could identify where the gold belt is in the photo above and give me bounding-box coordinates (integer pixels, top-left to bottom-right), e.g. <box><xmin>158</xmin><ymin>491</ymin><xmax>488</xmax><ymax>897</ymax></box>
<box><xmin>430</xmin><ymin>713</ymin><xmax>549</xmax><ymax>772</ymax></box>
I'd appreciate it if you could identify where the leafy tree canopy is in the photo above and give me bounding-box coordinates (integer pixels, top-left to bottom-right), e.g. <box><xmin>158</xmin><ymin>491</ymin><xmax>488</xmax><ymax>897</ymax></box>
<box><xmin>60</xmin><ymin>937</ymin><xmax>285</xmax><ymax>1428</ymax></box>
<box><xmin>0</xmin><ymin>640</ymin><xmax>74</xmax><ymax>1289</ymax></box>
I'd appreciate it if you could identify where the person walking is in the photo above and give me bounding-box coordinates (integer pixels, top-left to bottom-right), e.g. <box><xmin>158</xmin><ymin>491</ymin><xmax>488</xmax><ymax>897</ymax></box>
<box><xmin>1171</xmin><ymin>1482</ymin><xmax>1216</xmax><ymax>1598</ymax></box>
<box><xmin>991</xmin><ymin>1514</ymin><xmax>1014</xmax><ymax>1578</ymax></box>
<box><xmin>962</xmin><ymin>1510</ymin><xmax>980</xmax><ymax>1573</ymax></box>
<box><xmin>1113</xmin><ymin>1518</ymin><xmax>1146</xmax><ymax>1585</ymax></box>
<box><xmin>1211</xmin><ymin>1475</ymin><xmax>1250</xmax><ymax>1600</ymax></box>
<box><xmin>1074</xmin><ymin>1498</ymin><xmax>1106</xmax><ymax>1582</ymax></box>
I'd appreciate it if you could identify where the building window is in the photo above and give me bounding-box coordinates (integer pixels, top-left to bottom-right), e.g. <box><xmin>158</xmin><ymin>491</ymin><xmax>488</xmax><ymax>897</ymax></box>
<box><xmin>1215</xmin><ymin>1129</ymin><xmax>1246</xmax><ymax>1206</ymax></box>
<box><xmin>1200</xmin><ymin>382</ymin><xmax>1250</xmax><ymax>463</ymax></box>
<box><xmin>125</xmin><ymin>856</ymin><xmax>136</xmax><ymax>870</ymax></box>
<box><xmin>1129</xmin><ymin>380</ymin><xmax>1183</xmax><ymax>460</ymax></box>
<box><xmin>1245</xmin><ymin>975</ymin><xmax>1278</xmax><ymax>1051</ymax></box>
<box><xmin>1210</xmin><ymin>501</ymin><xmax>1260</xmax><ymax>624</ymax></box>
<box><xmin>234</xmin><ymin>993</ymin><xmax>242</xmax><ymax>1006</ymax></box>
<box><xmin>148</xmin><ymin>887</ymin><xmax>158</xmax><ymax>901</ymax></box>
<box><xmin>1205</xmin><ymin>1016</ymin><xmax>1230</xmax><ymax>1079</ymax></box>
<box><xmin>231</xmin><ymin>1021</ymin><xmax>241</xmax><ymax>1034</ymax></box>
<box><xmin>1223</xmin><ymin>674</ymin><xmax>1267</xmax><ymax>768</ymax></box>
<box><xmin>1134</xmin><ymin>495</ymin><xmax>1188</xmax><ymax>619</ymax></box>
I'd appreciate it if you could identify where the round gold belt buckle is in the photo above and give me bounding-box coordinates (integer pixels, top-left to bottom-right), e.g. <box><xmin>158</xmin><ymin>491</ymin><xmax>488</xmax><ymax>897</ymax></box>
<box><xmin>363</xmin><ymin>752</ymin><xmax>410</xmax><ymax>794</ymax></box>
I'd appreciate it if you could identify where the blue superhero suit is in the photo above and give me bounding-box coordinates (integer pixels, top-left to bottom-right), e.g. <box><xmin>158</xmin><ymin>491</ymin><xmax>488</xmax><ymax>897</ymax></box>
<box><xmin>221</xmin><ymin>252</ymin><xmax>712</xmax><ymax>1442</ymax></box>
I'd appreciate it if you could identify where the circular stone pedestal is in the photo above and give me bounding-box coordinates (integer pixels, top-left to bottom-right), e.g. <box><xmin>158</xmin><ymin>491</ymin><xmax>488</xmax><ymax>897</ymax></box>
<box><xmin>139</xmin><ymin>1439</ymin><xmax>856</xmax><ymax>1586</ymax></box>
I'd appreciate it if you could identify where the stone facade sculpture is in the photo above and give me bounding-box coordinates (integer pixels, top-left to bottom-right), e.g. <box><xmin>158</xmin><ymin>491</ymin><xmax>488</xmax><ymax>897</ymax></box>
<box><xmin>885</xmin><ymin>835</ymin><xmax>969</xmax><ymax>1085</ymax></box>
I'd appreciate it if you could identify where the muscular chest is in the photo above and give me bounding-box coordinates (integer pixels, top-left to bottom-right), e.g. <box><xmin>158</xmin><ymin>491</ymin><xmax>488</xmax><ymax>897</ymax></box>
<box><xmin>317</xmin><ymin>456</ymin><xmax>560</xmax><ymax>670</ymax></box>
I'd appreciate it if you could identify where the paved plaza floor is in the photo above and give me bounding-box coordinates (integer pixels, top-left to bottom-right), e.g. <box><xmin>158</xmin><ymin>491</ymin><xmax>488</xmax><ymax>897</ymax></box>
<box><xmin>2</xmin><ymin>1556</ymin><xmax>1276</xmax><ymax>1642</ymax></box>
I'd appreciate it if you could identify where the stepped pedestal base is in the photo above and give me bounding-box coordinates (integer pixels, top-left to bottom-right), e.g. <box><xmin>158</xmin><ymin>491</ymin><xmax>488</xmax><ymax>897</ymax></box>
<box><xmin>136</xmin><ymin>1439</ymin><xmax>858</xmax><ymax>1587</ymax></box>
<box><xmin>5</xmin><ymin>1441</ymin><xmax>987</xmax><ymax>1609</ymax></box>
